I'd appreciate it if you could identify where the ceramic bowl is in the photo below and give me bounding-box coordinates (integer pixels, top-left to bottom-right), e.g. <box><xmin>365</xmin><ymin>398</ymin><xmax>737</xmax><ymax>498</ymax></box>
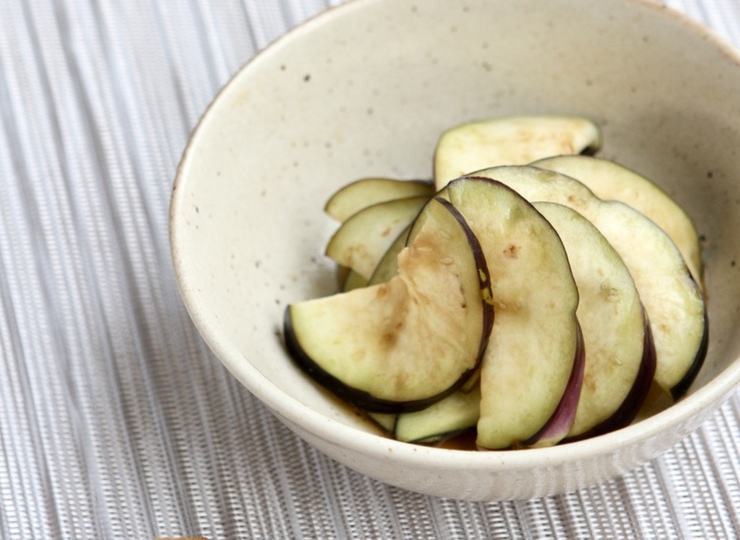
<box><xmin>170</xmin><ymin>0</ymin><xmax>740</xmax><ymax>500</ymax></box>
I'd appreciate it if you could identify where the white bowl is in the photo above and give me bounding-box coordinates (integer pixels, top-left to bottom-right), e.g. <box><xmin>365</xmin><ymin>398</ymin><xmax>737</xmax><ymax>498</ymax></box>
<box><xmin>170</xmin><ymin>0</ymin><xmax>740</xmax><ymax>500</ymax></box>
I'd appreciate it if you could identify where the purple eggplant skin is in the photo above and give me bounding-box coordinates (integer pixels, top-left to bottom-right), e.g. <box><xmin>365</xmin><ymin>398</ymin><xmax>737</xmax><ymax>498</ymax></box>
<box><xmin>433</xmin><ymin>198</ymin><xmax>495</xmax><ymax>369</ymax></box>
<box><xmin>282</xmin><ymin>197</ymin><xmax>494</xmax><ymax>415</ymax></box>
<box><xmin>522</xmin><ymin>322</ymin><xmax>586</xmax><ymax>448</ymax></box>
<box><xmin>565</xmin><ymin>310</ymin><xmax>658</xmax><ymax>443</ymax></box>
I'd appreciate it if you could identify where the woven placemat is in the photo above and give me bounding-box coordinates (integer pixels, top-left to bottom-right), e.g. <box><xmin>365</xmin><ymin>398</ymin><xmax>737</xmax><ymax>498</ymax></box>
<box><xmin>0</xmin><ymin>1</ymin><xmax>738</xmax><ymax>538</ymax></box>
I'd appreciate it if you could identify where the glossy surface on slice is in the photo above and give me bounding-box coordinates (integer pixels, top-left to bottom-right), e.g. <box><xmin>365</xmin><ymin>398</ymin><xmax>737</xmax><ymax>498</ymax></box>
<box><xmin>285</xmin><ymin>198</ymin><xmax>493</xmax><ymax>412</ymax></box>
<box><xmin>440</xmin><ymin>177</ymin><xmax>582</xmax><ymax>449</ymax></box>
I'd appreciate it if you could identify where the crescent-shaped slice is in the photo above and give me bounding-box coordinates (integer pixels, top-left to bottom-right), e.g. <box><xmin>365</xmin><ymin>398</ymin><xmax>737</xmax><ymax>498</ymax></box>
<box><xmin>434</xmin><ymin>115</ymin><xmax>602</xmax><ymax>189</ymax></box>
<box><xmin>284</xmin><ymin>197</ymin><xmax>493</xmax><ymax>413</ymax></box>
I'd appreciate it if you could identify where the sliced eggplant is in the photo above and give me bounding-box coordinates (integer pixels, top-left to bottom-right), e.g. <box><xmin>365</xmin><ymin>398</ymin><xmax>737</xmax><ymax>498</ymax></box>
<box><xmin>532</xmin><ymin>155</ymin><xmax>703</xmax><ymax>286</ymax></box>
<box><xmin>341</xmin><ymin>268</ymin><xmax>368</xmax><ymax>292</ymax></box>
<box><xmin>325</xmin><ymin>177</ymin><xmax>434</xmax><ymax>222</ymax></box>
<box><xmin>284</xmin><ymin>197</ymin><xmax>494</xmax><ymax>413</ymax></box>
<box><xmin>393</xmin><ymin>385</ymin><xmax>481</xmax><ymax>444</ymax></box>
<box><xmin>438</xmin><ymin>177</ymin><xmax>582</xmax><ymax>449</ymax></box>
<box><xmin>533</xmin><ymin>202</ymin><xmax>655</xmax><ymax>438</ymax></box>
<box><xmin>522</xmin><ymin>323</ymin><xmax>585</xmax><ymax>448</ymax></box>
<box><xmin>468</xmin><ymin>165</ymin><xmax>707</xmax><ymax>400</ymax></box>
<box><xmin>572</xmin><ymin>314</ymin><xmax>657</xmax><ymax>439</ymax></box>
<box><xmin>325</xmin><ymin>196</ymin><xmax>428</xmax><ymax>280</ymax></box>
<box><xmin>434</xmin><ymin>115</ymin><xmax>602</xmax><ymax>190</ymax></box>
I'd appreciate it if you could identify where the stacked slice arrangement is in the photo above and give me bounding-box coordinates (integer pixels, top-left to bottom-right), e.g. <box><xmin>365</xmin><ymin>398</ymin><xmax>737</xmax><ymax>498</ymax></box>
<box><xmin>283</xmin><ymin>115</ymin><xmax>708</xmax><ymax>450</ymax></box>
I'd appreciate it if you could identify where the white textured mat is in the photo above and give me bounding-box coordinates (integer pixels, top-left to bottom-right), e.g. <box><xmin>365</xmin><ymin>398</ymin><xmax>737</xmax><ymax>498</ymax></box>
<box><xmin>0</xmin><ymin>1</ymin><xmax>738</xmax><ymax>538</ymax></box>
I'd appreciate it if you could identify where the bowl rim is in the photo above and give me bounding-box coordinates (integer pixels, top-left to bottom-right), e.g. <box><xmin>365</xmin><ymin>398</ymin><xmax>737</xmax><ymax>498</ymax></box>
<box><xmin>170</xmin><ymin>0</ymin><xmax>740</xmax><ymax>473</ymax></box>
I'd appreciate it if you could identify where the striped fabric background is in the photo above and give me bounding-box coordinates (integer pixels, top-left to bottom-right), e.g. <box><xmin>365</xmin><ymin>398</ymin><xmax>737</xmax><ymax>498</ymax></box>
<box><xmin>0</xmin><ymin>1</ymin><xmax>738</xmax><ymax>538</ymax></box>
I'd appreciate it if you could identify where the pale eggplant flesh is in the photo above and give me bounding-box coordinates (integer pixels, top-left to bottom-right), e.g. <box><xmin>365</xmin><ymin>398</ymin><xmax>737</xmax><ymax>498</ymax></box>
<box><xmin>534</xmin><ymin>202</ymin><xmax>655</xmax><ymax>439</ymax></box>
<box><xmin>325</xmin><ymin>196</ymin><xmax>429</xmax><ymax>280</ymax></box>
<box><xmin>467</xmin><ymin>165</ymin><xmax>707</xmax><ymax>400</ymax></box>
<box><xmin>522</xmin><ymin>323</ymin><xmax>585</xmax><ymax>447</ymax></box>
<box><xmin>439</xmin><ymin>177</ymin><xmax>583</xmax><ymax>449</ymax></box>
<box><xmin>531</xmin><ymin>154</ymin><xmax>703</xmax><ymax>287</ymax></box>
<box><xmin>434</xmin><ymin>115</ymin><xmax>602</xmax><ymax>190</ymax></box>
<box><xmin>284</xmin><ymin>197</ymin><xmax>494</xmax><ymax>413</ymax></box>
<box><xmin>390</xmin><ymin>385</ymin><xmax>482</xmax><ymax>444</ymax></box>
<box><xmin>325</xmin><ymin>177</ymin><xmax>434</xmax><ymax>222</ymax></box>
<box><xmin>567</xmin><ymin>313</ymin><xmax>657</xmax><ymax>441</ymax></box>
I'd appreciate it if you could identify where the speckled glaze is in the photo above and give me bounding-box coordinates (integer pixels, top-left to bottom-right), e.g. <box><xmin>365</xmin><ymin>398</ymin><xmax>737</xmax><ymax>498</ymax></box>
<box><xmin>170</xmin><ymin>0</ymin><xmax>740</xmax><ymax>500</ymax></box>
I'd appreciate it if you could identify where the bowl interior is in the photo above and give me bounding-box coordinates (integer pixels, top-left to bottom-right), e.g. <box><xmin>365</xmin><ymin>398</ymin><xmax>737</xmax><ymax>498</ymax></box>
<box><xmin>171</xmin><ymin>0</ymin><xmax>740</xmax><ymax>467</ymax></box>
